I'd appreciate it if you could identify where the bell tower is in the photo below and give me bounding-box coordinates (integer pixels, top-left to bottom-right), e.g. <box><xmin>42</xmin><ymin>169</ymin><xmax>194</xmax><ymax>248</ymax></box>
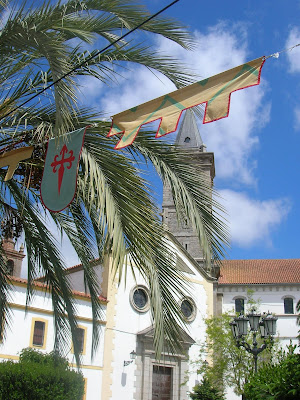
<box><xmin>2</xmin><ymin>238</ymin><xmax>25</xmax><ymax>277</ymax></box>
<box><xmin>162</xmin><ymin>109</ymin><xmax>215</xmax><ymax>263</ymax></box>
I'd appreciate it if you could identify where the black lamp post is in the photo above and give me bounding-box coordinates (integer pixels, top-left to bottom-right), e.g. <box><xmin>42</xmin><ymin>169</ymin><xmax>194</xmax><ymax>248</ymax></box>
<box><xmin>230</xmin><ymin>310</ymin><xmax>277</xmax><ymax>373</ymax></box>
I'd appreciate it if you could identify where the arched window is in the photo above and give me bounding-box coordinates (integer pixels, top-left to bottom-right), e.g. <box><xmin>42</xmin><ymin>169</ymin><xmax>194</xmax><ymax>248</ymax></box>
<box><xmin>6</xmin><ymin>260</ymin><xmax>14</xmax><ymax>275</ymax></box>
<box><xmin>184</xmin><ymin>137</ymin><xmax>191</xmax><ymax>143</ymax></box>
<box><xmin>235</xmin><ymin>298</ymin><xmax>245</xmax><ymax>314</ymax></box>
<box><xmin>284</xmin><ymin>297</ymin><xmax>294</xmax><ymax>314</ymax></box>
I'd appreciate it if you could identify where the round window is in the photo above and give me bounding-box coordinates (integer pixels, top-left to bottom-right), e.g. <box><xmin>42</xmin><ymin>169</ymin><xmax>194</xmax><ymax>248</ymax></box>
<box><xmin>130</xmin><ymin>286</ymin><xmax>150</xmax><ymax>312</ymax></box>
<box><xmin>180</xmin><ymin>298</ymin><xmax>196</xmax><ymax>322</ymax></box>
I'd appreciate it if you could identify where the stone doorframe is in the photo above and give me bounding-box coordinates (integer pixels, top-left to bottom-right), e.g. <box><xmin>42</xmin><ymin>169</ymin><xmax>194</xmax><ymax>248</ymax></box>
<box><xmin>133</xmin><ymin>325</ymin><xmax>195</xmax><ymax>400</ymax></box>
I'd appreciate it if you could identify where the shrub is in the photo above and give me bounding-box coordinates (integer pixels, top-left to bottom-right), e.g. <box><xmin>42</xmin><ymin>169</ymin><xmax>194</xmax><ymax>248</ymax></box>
<box><xmin>0</xmin><ymin>348</ymin><xmax>84</xmax><ymax>400</ymax></box>
<box><xmin>190</xmin><ymin>378</ymin><xmax>225</xmax><ymax>400</ymax></box>
<box><xmin>243</xmin><ymin>345</ymin><xmax>300</xmax><ymax>400</ymax></box>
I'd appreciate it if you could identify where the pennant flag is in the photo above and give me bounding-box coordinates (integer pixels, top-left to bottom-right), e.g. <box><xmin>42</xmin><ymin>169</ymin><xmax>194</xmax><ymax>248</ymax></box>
<box><xmin>40</xmin><ymin>127</ymin><xmax>86</xmax><ymax>212</ymax></box>
<box><xmin>0</xmin><ymin>146</ymin><xmax>34</xmax><ymax>181</ymax></box>
<box><xmin>108</xmin><ymin>57</ymin><xmax>265</xmax><ymax>149</ymax></box>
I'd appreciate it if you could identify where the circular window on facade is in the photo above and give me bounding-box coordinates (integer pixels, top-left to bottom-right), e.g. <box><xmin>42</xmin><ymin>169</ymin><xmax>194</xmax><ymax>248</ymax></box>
<box><xmin>130</xmin><ymin>286</ymin><xmax>150</xmax><ymax>313</ymax></box>
<box><xmin>180</xmin><ymin>298</ymin><xmax>196</xmax><ymax>322</ymax></box>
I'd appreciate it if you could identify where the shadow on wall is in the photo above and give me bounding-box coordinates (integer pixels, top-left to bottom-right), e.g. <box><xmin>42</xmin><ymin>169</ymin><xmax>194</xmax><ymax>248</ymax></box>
<box><xmin>121</xmin><ymin>372</ymin><xmax>127</xmax><ymax>387</ymax></box>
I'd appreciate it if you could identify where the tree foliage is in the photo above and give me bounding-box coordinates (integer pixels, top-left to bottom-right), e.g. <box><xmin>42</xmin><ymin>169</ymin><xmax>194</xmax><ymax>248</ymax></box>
<box><xmin>197</xmin><ymin>297</ymin><xmax>280</xmax><ymax>396</ymax></box>
<box><xmin>0</xmin><ymin>348</ymin><xmax>84</xmax><ymax>400</ymax></box>
<box><xmin>243</xmin><ymin>344</ymin><xmax>300</xmax><ymax>400</ymax></box>
<box><xmin>190</xmin><ymin>378</ymin><xmax>224</xmax><ymax>400</ymax></box>
<box><xmin>0</xmin><ymin>0</ymin><xmax>229</xmax><ymax>364</ymax></box>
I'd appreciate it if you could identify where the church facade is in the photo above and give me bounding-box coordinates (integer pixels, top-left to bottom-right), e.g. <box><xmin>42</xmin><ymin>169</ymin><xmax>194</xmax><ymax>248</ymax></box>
<box><xmin>1</xmin><ymin>110</ymin><xmax>299</xmax><ymax>400</ymax></box>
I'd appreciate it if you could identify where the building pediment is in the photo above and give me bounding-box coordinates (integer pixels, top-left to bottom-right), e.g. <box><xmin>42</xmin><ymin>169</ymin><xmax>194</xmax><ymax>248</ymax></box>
<box><xmin>137</xmin><ymin>324</ymin><xmax>195</xmax><ymax>346</ymax></box>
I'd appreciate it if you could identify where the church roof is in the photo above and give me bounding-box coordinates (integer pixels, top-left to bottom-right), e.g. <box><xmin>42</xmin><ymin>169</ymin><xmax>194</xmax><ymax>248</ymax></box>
<box><xmin>219</xmin><ymin>259</ymin><xmax>300</xmax><ymax>285</ymax></box>
<box><xmin>175</xmin><ymin>109</ymin><xmax>203</xmax><ymax>148</ymax></box>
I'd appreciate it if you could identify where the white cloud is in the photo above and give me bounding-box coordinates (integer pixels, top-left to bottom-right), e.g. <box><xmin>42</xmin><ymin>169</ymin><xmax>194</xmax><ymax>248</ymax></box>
<box><xmin>219</xmin><ymin>189</ymin><xmax>291</xmax><ymax>248</ymax></box>
<box><xmin>295</xmin><ymin>106</ymin><xmax>300</xmax><ymax>131</ymax></box>
<box><xmin>285</xmin><ymin>28</ymin><xmax>300</xmax><ymax>136</ymax></box>
<box><xmin>157</xmin><ymin>24</ymin><xmax>270</xmax><ymax>185</ymax></box>
<box><xmin>85</xmin><ymin>23</ymin><xmax>270</xmax><ymax>185</ymax></box>
<box><xmin>77</xmin><ymin>22</ymin><xmax>288</xmax><ymax>252</ymax></box>
<box><xmin>285</xmin><ymin>27</ymin><xmax>300</xmax><ymax>73</ymax></box>
<box><xmin>100</xmin><ymin>67</ymin><xmax>176</xmax><ymax>116</ymax></box>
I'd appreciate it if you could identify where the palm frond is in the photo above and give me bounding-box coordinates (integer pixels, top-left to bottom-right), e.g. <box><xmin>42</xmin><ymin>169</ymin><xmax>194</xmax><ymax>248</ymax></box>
<box><xmin>5</xmin><ymin>179</ymin><xmax>83</xmax><ymax>366</ymax></box>
<box><xmin>127</xmin><ymin>131</ymin><xmax>230</xmax><ymax>264</ymax></box>
<box><xmin>0</xmin><ymin>0</ymin><xmax>229</xmax><ymax>363</ymax></box>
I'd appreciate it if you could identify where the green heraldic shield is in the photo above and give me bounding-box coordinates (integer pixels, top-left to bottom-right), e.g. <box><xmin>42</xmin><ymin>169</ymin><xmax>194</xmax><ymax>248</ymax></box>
<box><xmin>40</xmin><ymin>127</ymin><xmax>86</xmax><ymax>212</ymax></box>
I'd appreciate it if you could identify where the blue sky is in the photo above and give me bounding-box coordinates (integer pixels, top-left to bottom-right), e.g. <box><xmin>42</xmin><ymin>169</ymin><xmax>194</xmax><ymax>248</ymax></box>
<box><xmin>168</xmin><ymin>0</ymin><xmax>300</xmax><ymax>260</ymax></box>
<box><xmin>77</xmin><ymin>0</ymin><xmax>300</xmax><ymax>262</ymax></box>
<box><xmin>69</xmin><ymin>0</ymin><xmax>300</xmax><ymax>264</ymax></box>
<box><xmin>18</xmin><ymin>0</ymin><xmax>300</xmax><ymax>268</ymax></box>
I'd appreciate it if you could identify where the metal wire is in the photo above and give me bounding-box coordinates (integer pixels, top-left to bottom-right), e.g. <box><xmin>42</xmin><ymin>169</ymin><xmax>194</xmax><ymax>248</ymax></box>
<box><xmin>0</xmin><ymin>0</ymin><xmax>180</xmax><ymax>122</ymax></box>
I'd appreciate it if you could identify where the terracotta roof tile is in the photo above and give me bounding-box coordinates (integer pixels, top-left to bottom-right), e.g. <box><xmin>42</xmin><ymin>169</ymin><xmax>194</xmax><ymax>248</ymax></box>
<box><xmin>10</xmin><ymin>276</ymin><xmax>107</xmax><ymax>302</ymax></box>
<box><xmin>219</xmin><ymin>259</ymin><xmax>300</xmax><ymax>284</ymax></box>
<box><xmin>36</xmin><ymin>258</ymin><xmax>102</xmax><ymax>281</ymax></box>
<box><xmin>65</xmin><ymin>258</ymin><xmax>101</xmax><ymax>272</ymax></box>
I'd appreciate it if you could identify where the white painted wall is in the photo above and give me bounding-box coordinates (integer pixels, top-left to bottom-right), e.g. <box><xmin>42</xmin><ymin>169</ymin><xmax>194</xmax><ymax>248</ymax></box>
<box><xmin>219</xmin><ymin>284</ymin><xmax>300</xmax><ymax>400</ymax></box>
<box><xmin>67</xmin><ymin>264</ymin><xmax>104</xmax><ymax>295</ymax></box>
<box><xmin>1</xmin><ymin>282</ymin><xmax>106</xmax><ymax>400</ymax></box>
<box><xmin>220</xmin><ymin>284</ymin><xmax>300</xmax><ymax>347</ymax></box>
<box><xmin>110</xmin><ymin>244</ymin><xmax>213</xmax><ymax>400</ymax></box>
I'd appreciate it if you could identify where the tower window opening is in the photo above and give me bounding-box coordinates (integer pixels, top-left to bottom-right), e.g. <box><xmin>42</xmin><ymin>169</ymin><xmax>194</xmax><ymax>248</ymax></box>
<box><xmin>6</xmin><ymin>260</ymin><xmax>14</xmax><ymax>275</ymax></box>
<box><xmin>184</xmin><ymin>137</ymin><xmax>191</xmax><ymax>143</ymax></box>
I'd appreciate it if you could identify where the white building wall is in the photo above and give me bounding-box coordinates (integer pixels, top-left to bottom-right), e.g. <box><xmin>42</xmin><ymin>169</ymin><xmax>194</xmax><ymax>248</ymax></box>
<box><xmin>67</xmin><ymin>264</ymin><xmax>104</xmax><ymax>295</ymax></box>
<box><xmin>0</xmin><ymin>281</ymin><xmax>106</xmax><ymax>400</ymax></box>
<box><xmin>110</xmin><ymin>246</ymin><xmax>213</xmax><ymax>400</ymax></box>
<box><xmin>111</xmin><ymin>268</ymin><xmax>152</xmax><ymax>400</ymax></box>
<box><xmin>220</xmin><ymin>284</ymin><xmax>300</xmax><ymax>348</ymax></box>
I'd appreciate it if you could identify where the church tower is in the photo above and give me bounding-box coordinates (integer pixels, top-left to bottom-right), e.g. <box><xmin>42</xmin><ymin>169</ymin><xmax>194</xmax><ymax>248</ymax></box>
<box><xmin>162</xmin><ymin>109</ymin><xmax>215</xmax><ymax>263</ymax></box>
<box><xmin>2</xmin><ymin>238</ymin><xmax>25</xmax><ymax>277</ymax></box>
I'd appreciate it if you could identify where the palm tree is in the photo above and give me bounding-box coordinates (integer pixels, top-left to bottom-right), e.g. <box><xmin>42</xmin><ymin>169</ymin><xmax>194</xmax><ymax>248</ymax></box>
<box><xmin>0</xmin><ymin>0</ymin><xmax>229</xmax><ymax>365</ymax></box>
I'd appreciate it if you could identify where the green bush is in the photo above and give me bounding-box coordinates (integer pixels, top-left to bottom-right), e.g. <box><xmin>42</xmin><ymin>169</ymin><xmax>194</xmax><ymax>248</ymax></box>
<box><xmin>243</xmin><ymin>345</ymin><xmax>300</xmax><ymax>400</ymax></box>
<box><xmin>0</xmin><ymin>348</ymin><xmax>84</xmax><ymax>400</ymax></box>
<box><xmin>190</xmin><ymin>378</ymin><xmax>225</xmax><ymax>400</ymax></box>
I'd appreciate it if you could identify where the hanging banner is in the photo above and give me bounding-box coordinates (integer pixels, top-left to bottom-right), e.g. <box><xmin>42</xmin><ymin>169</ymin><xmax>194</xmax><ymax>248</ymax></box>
<box><xmin>0</xmin><ymin>146</ymin><xmax>34</xmax><ymax>181</ymax></box>
<box><xmin>108</xmin><ymin>57</ymin><xmax>265</xmax><ymax>149</ymax></box>
<box><xmin>40</xmin><ymin>127</ymin><xmax>86</xmax><ymax>212</ymax></box>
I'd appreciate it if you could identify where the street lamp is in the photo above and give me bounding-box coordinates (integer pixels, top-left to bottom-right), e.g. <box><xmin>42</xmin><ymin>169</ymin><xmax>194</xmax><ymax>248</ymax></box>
<box><xmin>124</xmin><ymin>350</ymin><xmax>137</xmax><ymax>367</ymax></box>
<box><xmin>230</xmin><ymin>310</ymin><xmax>277</xmax><ymax>373</ymax></box>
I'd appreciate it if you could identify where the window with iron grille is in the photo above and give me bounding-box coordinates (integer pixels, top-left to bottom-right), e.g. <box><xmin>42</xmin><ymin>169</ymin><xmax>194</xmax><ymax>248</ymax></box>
<box><xmin>235</xmin><ymin>298</ymin><xmax>245</xmax><ymax>314</ymax></box>
<box><xmin>32</xmin><ymin>321</ymin><xmax>45</xmax><ymax>347</ymax></box>
<box><xmin>284</xmin><ymin>298</ymin><xmax>294</xmax><ymax>314</ymax></box>
<box><xmin>76</xmin><ymin>328</ymin><xmax>85</xmax><ymax>353</ymax></box>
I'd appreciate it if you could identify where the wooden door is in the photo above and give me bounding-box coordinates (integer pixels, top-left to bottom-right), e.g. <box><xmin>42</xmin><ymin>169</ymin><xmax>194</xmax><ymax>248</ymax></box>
<box><xmin>152</xmin><ymin>365</ymin><xmax>172</xmax><ymax>400</ymax></box>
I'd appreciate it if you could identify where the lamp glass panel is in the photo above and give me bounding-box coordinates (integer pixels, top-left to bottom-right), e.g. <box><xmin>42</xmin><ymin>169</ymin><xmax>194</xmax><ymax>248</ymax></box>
<box><xmin>265</xmin><ymin>317</ymin><xmax>277</xmax><ymax>336</ymax></box>
<box><xmin>230</xmin><ymin>322</ymin><xmax>238</xmax><ymax>339</ymax></box>
<box><xmin>248</xmin><ymin>314</ymin><xmax>261</xmax><ymax>331</ymax></box>
<box><xmin>259</xmin><ymin>322</ymin><xmax>266</xmax><ymax>338</ymax></box>
<box><xmin>236</xmin><ymin>316</ymin><xmax>248</xmax><ymax>336</ymax></box>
